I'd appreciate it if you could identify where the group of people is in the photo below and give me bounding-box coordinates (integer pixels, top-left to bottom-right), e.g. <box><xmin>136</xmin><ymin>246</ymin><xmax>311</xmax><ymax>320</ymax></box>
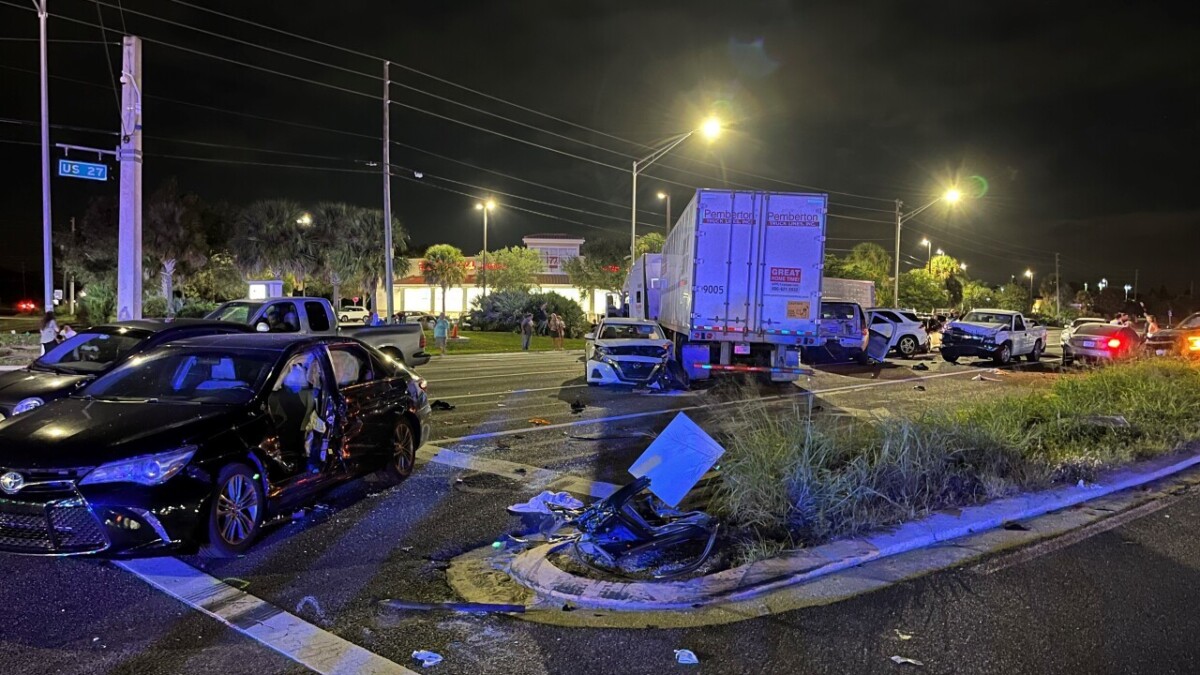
<box><xmin>1111</xmin><ymin>312</ymin><xmax>1160</xmax><ymax>335</ymax></box>
<box><xmin>519</xmin><ymin>311</ymin><xmax>565</xmax><ymax>351</ymax></box>
<box><xmin>38</xmin><ymin>312</ymin><xmax>77</xmax><ymax>355</ymax></box>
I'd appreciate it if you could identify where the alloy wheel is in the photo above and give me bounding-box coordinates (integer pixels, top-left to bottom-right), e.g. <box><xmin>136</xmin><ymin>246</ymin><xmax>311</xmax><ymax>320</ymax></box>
<box><xmin>216</xmin><ymin>474</ymin><xmax>260</xmax><ymax>545</ymax></box>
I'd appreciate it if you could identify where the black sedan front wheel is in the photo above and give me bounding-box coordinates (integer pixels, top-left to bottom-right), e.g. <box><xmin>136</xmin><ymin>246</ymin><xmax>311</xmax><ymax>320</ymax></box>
<box><xmin>201</xmin><ymin>463</ymin><xmax>265</xmax><ymax>558</ymax></box>
<box><xmin>381</xmin><ymin>419</ymin><xmax>417</xmax><ymax>484</ymax></box>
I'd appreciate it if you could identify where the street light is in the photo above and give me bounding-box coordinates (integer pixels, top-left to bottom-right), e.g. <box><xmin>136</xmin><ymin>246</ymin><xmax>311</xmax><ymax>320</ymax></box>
<box><xmin>1024</xmin><ymin>269</ymin><xmax>1035</xmax><ymax>311</ymax></box>
<box><xmin>475</xmin><ymin>199</ymin><xmax>496</xmax><ymax>298</ymax></box>
<box><xmin>1099</xmin><ymin>278</ymin><xmax>1109</xmax><ymax>291</ymax></box>
<box><xmin>630</xmin><ymin>117</ymin><xmax>722</xmax><ymax>260</ymax></box>
<box><xmin>657</xmin><ymin>191</ymin><xmax>672</xmax><ymax>234</ymax></box>
<box><xmin>920</xmin><ymin>238</ymin><xmax>932</xmax><ymax>270</ymax></box>
<box><xmin>1123</xmin><ymin>283</ymin><xmax>1132</xmax><ymax>299</ymax></box>
<box><xmin>893</xmin><ymin>188</ymin><xmax>962</xmax><ymax>305</ymax></box>
<box><xmin>960</xmin><ymin>262</ymin><xmax>968</xmax><ymax>271</ymax></box>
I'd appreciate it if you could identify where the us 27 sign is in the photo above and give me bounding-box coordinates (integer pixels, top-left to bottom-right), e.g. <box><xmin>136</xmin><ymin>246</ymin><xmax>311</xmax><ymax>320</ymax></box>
<box><xmin>57</xmin><ymin>159</ymin><xmax>108</xmax><ymax>182</ymax></box>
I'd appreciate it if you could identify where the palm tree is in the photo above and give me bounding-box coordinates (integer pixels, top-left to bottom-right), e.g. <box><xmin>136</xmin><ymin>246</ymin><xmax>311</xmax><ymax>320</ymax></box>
<box><xmin>145</xmin><ymin>183</ymin><xmax>208</xmax><ymax>314</ymax></box>
<box><xmin>231</xmin><ymin>200</ymin><xmax>314</xmax><ymax>285</ymax></box>
<box><xmin>423</xmin><ymin>244</ymin><xmax>466</xmax><ymax>315</ymax></box>
<box><xmin>314</xmin><ymin>205</ymin><xmax>408</xmax><ymax>313</ymax></box>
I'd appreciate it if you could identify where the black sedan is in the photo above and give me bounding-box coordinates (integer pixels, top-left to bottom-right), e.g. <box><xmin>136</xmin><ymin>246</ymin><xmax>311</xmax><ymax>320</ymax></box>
<box><xmin>0</xmin><ymin>333</ymin><xmax>431</xmax><ymax>557</ymax></box>
<box><xmin>1063</xmin><ymin>323</ymin><xmax>1142</xmax><ymax>364</ymax></box>
<box><xmin>0</xmin><ymin>319</ymin><xmax>248</xmax><ymax>420</ymax></box>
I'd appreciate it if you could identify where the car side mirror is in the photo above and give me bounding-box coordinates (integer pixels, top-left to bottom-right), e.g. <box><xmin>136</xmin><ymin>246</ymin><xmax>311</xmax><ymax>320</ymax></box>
<box><xmin>255</xmin><ymin>321</ymin><xmax>271</xmax><ymax>333</ymax></box>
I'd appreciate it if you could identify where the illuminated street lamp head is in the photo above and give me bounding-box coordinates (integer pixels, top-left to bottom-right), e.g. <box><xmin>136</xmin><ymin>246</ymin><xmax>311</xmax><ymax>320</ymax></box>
<box><xmin>936</xmin><ymin>248</ymin><xmax>945</xmax><ymax>256</ymax></box>
<box><xmin>960</xmin><ymin>262</ymin><xmax>968</xmax><ymax>270</ymax></box>
<box><xmin>943</xmin><ymin>188</ymin><xmax>962</xmax><ymax>203</ymax></box>
<box><xmin>475</xmin><ymin>200</ymin><xmax>496</xmax><ymax>211</ymax></box>
<box><xmin>1024</xmin><ymin>269</ymin><xmax>1033</xmax><ymax>278</ymax></box>
<box><xmin>920</xmin><ymin>238</ymin><xmax>930</xmax><ymax>247</ymax></box>
<box><xmin>657</xmin><ymin>192</ymin><xmax>667</xmax><ymax>200</ymax></box>
<box><xmin>699</xmin><ymin>116</ymin><xmax>722</xmax><ymax>141</ymax></box>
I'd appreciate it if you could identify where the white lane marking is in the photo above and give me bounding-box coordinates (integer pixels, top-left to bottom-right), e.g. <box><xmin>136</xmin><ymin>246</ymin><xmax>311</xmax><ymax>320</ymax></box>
<box><xmin>417</xmin><ymin>444</ymin><xmax>621</xmax><ymax>499</ymax></box>
<box><xmin>435</xmin><ymin>367</ymin><xmax>988</xmax><ymax>443</ymax></box>
<box><xmin>427</xmin><ymin>369</ymin><xmax>580</xmax><ymax>383</ymax></box>
<box><xmin>117</xmin><ymin>557</ymin><xmax>416</xmax><ymax>675</ymax></box>
<box><xmin>971</xmin><ymin>497</ymin><xmax>1171</xmax><ymax>576</ymax></box>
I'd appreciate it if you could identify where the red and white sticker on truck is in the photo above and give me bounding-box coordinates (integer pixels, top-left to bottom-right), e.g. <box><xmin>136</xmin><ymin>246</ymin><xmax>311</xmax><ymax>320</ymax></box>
<box><xmin>769</xmin><ymin>267</ymin><xmax>803</xmax><ymax>294</ymax></box>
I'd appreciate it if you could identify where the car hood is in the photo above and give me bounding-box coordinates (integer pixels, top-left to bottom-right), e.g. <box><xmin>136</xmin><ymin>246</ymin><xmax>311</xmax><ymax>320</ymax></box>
<box><xmin>1150</xmin><ymin>327</ymin><xmax>1200</xmax><ymax>340</ymax></box>
<box><xmin>0</xmin><ymin>368</ymin><xmax>91</xmax><ymax>406</ymax></box>
<box><xmin>946</xmin><ymin>321</ymin><xmax>1007</xmax><ymax>336</ymax></box>
<box><xmin>0</xmin><ymin>397</ymin><xmax>243</xmax><ymax>469</ymax></box>
<box><xmin>594</xmin><ymin>338</ymin><xmax>670</xmax><ymax>348</ymax></box>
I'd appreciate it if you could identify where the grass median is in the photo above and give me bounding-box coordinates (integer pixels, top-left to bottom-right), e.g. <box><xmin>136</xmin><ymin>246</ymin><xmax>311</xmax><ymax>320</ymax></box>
<box><xmin>715</xmin><ymin>358</ymin><xmax>1200</xmax><ymax>558</ymax></box>
<box><xmin>443</xmin><ymin>330</ymin><xmax>585</xmax><ymax>355</ymax></box>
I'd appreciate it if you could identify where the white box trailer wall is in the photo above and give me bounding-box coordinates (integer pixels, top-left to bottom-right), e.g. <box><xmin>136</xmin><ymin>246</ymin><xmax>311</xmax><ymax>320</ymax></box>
<box><xmin>822</xmin><ymin>277</ymin><xmax>876</xmax><ymax>308</ymax></box>
<box><xmin>656</xmin><ymin>189</ymin><xmax>828</xmax><ymax>381</ymax></box>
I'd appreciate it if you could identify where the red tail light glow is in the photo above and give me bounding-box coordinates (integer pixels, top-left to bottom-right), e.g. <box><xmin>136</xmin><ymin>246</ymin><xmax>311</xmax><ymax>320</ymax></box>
<box><xmin>419</xmin><ymin>333</ymin><xmax>426</xmax><ymax>348</ymax></box>
<box><xmin>1107</xmin><ymin>338</ymin><xmax>1121</xmax><ymax>349</ymax></box>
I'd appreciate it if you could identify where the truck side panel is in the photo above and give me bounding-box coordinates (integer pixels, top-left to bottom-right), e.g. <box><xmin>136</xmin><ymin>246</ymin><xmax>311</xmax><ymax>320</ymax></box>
<box><xmin>691</xmin><ymin>190</ymin><xmax>761</xmax><ymax>333</ymax></box>
<box><xmin>757</xmin><ymin>193</ymin><xmax>827</xmax><ymax>336</ymax></box>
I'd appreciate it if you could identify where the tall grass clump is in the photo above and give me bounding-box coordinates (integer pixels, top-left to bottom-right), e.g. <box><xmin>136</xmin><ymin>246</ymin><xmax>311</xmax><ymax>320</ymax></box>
<box><xmin>715</xmin><ymin>359</ymin><xmax>1200</xmax><ymax>548</ymax></box>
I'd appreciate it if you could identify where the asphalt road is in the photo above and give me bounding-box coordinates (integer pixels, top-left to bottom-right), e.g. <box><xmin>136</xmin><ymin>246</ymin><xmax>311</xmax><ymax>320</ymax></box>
<box><xmin>8</xmin><ymin>334</ymin><xmax>1200</xmax><ymax>675</ymax></box>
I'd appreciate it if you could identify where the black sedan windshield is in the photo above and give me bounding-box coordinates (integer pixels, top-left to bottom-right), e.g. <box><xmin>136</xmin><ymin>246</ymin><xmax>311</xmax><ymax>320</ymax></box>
<box><xmin>35</xmin><ymin>330</ymin><xmax>148</xmax><ymax>374</ymax></box>
<box><xmin>82</xmin><ymin>348</ymin><xmax>277</xmax><ymax>404</ymax></box>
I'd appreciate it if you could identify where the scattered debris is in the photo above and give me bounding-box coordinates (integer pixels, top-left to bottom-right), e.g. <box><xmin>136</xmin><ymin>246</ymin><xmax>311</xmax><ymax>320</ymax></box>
<box><xmin>295</xmin><ymin>596</ymin><xmax>327</xmax><ymax>623</ymax></box>
<box><xmin>972</xmin><ymin>374</ymin><xmax>1000</xmax><ymax>382</ymax></box>
<box><xmin>1002</xmin><ymin>521</ymin><xmax>1029</xmax><ymax>531</ymax></box>
<box><xmin>508</xmin><ymin>491</ymin><xmax>583</xmax><ymax>515</ymax></box>
<box><xmin>497</xmin><ymin>403</ymin><xmax>507</xmax><ymax>408</ymax></box>
<box><xmin>894</xmin><ymin>629</ymin><xmax>915</xmax><ymax>641</ymax></box>
<box><xmin>570</xmin><ymin>397</ymin><xmax>587</xmax><ymax>414</ymax></box>
<box><xmin>561</xmin><ymin>603</ymin><xmax>576</xmax><ymax>612</ymax></box>
<box><xmin>400</xmin><ymin>546</ymin><xmax>414</xmax><ymax>552</ymax></box>
<box><xmin>1083</xmin><ymin>415</ymin><xmax>1130</xmax><ymax>428</ymax></box>
<box><xmin>911</xmin><ymin>363</ymin><xmax>929</xmax><ymax>371</ymax></box>
<box><xmin>513</xmin><ymin>467</ymin><xmax>527</xmax><ymax>475</ymax></box>
<box><xmin>987</xmin><ymin>368</ymin><xmax>1007</xmax><ymax>375</ymax></box>
<box><xmin>675</xmin><ymin>649</ymin><xmax>700</xmax><ymax>665</ymax></box>
<box><xmin>221</xmin><ymin>577</ymin><xmax>251</xmax><ymax>590</ymax></box>
<box><xmin>528</xmin><ymin>418</ymin><xmax>551</xmax><ymax>426</ymax></box>
<box><xmin>412</xmin><ymin>650</ymin><xmax>444</xmax><ymax>668</ymax></box>
<box><xmin>380</xmin><ymin>599</ymin><xmax>525</xmax><ymax>614</ymax></box>
<box><xmin>913</xmin><ymin>385</ymin><xmax>926</xmax><ymax>391</ymax></box>
<box><xmin>890</xmin><ymin>655</ymin><xmax>924</xmax><ymax>667</ymax></box>
<box><xmin>431</xmin><ymin>400</ymin><xmax>455</xmax><ymax>411</ymax></box>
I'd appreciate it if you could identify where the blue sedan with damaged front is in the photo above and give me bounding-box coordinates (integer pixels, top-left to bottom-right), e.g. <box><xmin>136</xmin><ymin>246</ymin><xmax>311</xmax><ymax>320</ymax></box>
<box><xmin>0</xmin><ymin>333</ymin><xmax>431</xmax><ymax>557</ymax></box>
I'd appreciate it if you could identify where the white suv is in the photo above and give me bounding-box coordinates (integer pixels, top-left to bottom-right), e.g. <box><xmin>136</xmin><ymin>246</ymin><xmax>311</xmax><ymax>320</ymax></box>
<box><xmin>867</xmin><ymin>308</ymin><xmax>931</xmax><ymax>358</ymax></box>
<box><xmin>337</xmin><ymin>305</ymin><xmax>370</xmax><ymax>324</ymax></box>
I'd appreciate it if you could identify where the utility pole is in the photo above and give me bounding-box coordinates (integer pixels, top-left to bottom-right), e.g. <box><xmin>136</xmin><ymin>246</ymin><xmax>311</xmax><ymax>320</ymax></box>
<box><xmin>1055</xmin><ymin>252</ymin><xmax>1060</xmax><ymax>317</ymax></box>
<box><xmin>68</xmin><ymin>216</ymin><xmax>75</xmax><ymax>315</ymax></box>
<box><xmin>116</xmin><ymin>35</ymin><xmax>143</xmax><ymax>320</ymax></box>
<box><xmin>381</xmin><ymin>61</ymin><xmax>395</xmax><ymax>323</ymax></box>
<box><xmin>892</xmin><ymin>200</ymin><xmax>902</xmax><ymax>306</ymax></box>
<box><xmin>35</xmin><ymin>0</ymin><xmax>53</xmax><ymax>313</ymax></box>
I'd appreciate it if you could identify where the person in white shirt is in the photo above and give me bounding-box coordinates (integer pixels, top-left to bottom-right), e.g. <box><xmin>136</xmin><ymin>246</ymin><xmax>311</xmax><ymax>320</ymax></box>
<box><xmin>39</xmin><ymin>311</ymin><xmax>59</xmax><ymax>355</ymax></box>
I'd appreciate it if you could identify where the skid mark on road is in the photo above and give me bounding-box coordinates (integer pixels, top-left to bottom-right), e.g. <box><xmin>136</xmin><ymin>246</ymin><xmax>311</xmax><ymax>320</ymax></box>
<box><xmin>117</xmin><ymin>557</ymin><xmax>417</xmax><ymax>675</ymax></box>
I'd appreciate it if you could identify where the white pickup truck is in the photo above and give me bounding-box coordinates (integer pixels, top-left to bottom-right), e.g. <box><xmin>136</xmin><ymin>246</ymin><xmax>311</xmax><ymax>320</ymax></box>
<box><xmin>939</xmin><ymin>309</ymin><xmax>1047</xmax><ymax>365</ymax></box>
<box><xmin>207</xmin><ymin>297</ymin><xmax>431</xmax><ymax>367</ymax></box>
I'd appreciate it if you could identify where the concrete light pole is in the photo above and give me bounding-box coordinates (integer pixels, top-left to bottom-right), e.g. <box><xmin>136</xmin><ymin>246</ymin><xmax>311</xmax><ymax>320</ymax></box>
<box><xmin>475</xmin><ymin>199</ymin><xmax>496</xmax><ymax>297</ymax></box>
<box><xmin>893</xmin><ymin>189</ymin><xmax>961</xmax><ymax>306</ymax></box>
<box><xmin>630</xmin><ymin>117</ymin><xmax>720</xmax><ymax>261</ymax></box>
<box><xmin>116</xmin><ymin>36</ymin><xmax>143</xmax><ymax>320</ymax></box>
<box><xmin>657</xmin><ymin>191</ymin><xmax>671</xmax><ymax>234</ymax></box>
<box><xmin>33</xmin><ymin>0</ymin><xmax>53</xmax><ymax>312</ymax></box>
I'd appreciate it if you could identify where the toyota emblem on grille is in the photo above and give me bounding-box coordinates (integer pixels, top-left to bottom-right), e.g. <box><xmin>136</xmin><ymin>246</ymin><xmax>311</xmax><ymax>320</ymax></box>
<box><xmin>0</xmin><ymin>471</ymin><xmax>24</xmax><ymax>494</ymax></box>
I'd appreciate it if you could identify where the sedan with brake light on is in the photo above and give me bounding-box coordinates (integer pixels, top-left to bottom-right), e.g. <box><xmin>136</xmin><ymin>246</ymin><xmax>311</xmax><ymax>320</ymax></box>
<box><xmin>0</xmin><ymin>333</ymin><xmax>430</xmax><ymax>557</ymax></box>
<box><xmin>1063</xmin><ymin>323</ymin><xmax>1142</xmax><ymax>364</ymax></box>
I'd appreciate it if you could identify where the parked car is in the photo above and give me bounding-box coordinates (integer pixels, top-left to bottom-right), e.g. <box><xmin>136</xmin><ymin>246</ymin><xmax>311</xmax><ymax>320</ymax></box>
<box><xmin>1064</xmin><ymin>323</ymin><xmax>1142</xmax><ymax>364</ymax></box>
<box><xmin>337</xmin><ymin>305</ymin><xmax>370</xmax><ymax>324</ymax></box>
<box><xmin>808</xmin><ymin>300</ymin><xmax>883</xmax><ymax>364</ymax></box>
<box><xmin>0</xmin><ymin>333</ymin><xmax>431</xmax><ymax>557</ymax></box>
<box><xmin>207</xmin><ymin>297</ymin><xmax>430</xmax><ymax>367</ymax></box>
<box><xmin>1144</xmin><ymin>312</ymin><xmax>1200</xmax><ymax>358</ymax></box>
<box><xmin>0</xmin><ymin>319</ymin><xmax>248</xmax><ymax>420</ymax></box>
<box><xmin>585</xmin><ymin>318</ymin><xmax>675</xmax><ymax>386</ymax></box>
<box><xmin>1060</xmin><ymin>317</ymin><xmax>1107</xmax><ymax>363</ymax></box>
<box><xmin>867</xmin><ymin>308</ymin><xmax>931</xmax><ymax>358</ymax></box>
<box><xmin>940</xmin><ymin>309</ymin><xmax>1048</xmax><ymax>365</ymax></box>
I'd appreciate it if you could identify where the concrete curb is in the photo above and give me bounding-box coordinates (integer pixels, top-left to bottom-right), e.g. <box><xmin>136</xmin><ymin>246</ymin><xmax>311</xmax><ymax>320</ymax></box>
<box><xmin>504</xmin><ymin>448</ymin><xmax>1200</xmax><ymax>611</ymax></box>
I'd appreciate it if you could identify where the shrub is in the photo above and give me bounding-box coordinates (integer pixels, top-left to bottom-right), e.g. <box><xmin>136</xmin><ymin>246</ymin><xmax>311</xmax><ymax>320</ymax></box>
<box><xmin>176</xmin><ymin>300</ymin><xmax>219</xmax><ymax>318</ymax></box>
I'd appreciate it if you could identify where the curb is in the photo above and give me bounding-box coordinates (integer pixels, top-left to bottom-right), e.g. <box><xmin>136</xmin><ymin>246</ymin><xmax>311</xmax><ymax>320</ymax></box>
<box><xmin>503</xmin><ymin>448</ymin><xmax>1200</xmax><ymax>611</ymax></box>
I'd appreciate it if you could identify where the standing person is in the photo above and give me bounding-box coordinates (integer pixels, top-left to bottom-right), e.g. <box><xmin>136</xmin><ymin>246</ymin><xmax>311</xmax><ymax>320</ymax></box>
<box><xmin>535</xmin><ymin>303</ymin><xmax>549</xmax><ymax>336</ymax></box>
<box><xmin>39</xmin><ymin>311</ymin><xmax>58</xmax><ymax>355</ymax></box>
<box><xmin>433</xmin><ymin>313</ymin><xmax>450</xmax><ymax>356</ymax></box>
<box><xmin>520</xmin><ymin>313</ymin><xmax>534</xmax><ymax>351</ymax></box>
<box><xmin>549</xmin><ymin>312</ymin><xmax>565</xmax><ymax>350</ymax></box>
<box><xmin>57</xmin><ymin>324</ymin><xmax>77</xmax><ymax>343</ymax></box>
<box><xmin>1145</xmin><ymin>314</ymin><xmax>1161</xmax><ymax>336</ymax></box>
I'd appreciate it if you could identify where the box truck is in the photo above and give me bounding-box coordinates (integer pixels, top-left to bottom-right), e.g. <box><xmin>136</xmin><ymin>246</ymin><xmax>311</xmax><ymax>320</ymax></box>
<box><xmin>625</xmin><ymin>190</ymin><xmax>829</xmax><ymax>382</ymax></box>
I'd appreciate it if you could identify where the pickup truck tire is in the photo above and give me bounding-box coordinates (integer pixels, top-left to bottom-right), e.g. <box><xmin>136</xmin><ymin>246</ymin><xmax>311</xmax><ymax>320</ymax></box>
<box><xmin>942</xmin><ymin>353</ymin><xmax>958</xmax><ymax>364</ymax></box>
<box><xmin>896</xmin><ymin>335</ymin><xmax>919</xmax><ymax>358</ymax></box>
<box><xmin>993</xmin><ymin>342</ymin><xmax>1013</xmax><ymax>365</ymax></box>
<box><xmin>380</xmin><ymin>417</ymin><xmax>417</xmax><ymax>484</ymax></box>
<box><xmin>1026</xmin><ymin>340</ymin><xmax>1043</xmax><ymax>362</ymax></box>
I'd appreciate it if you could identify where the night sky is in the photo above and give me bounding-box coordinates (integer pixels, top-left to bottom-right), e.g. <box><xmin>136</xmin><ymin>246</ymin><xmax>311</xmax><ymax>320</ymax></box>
<box><xmin>1</xmin><ymin>0</ymin><xmax>1197</xmax><ymax>297</ymax></box>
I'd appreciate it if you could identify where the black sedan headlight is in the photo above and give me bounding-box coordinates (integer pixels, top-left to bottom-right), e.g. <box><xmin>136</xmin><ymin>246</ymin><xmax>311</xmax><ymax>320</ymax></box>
<box><xmin>79</xmin><ymin>446</ymin><xmax>197</xmax><ymax>486</ymax></box>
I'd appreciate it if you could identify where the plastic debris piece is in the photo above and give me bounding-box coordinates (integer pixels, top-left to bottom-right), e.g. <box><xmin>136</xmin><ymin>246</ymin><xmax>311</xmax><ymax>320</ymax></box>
<box><xmin>491</xmin><ymin>540</ymin><xmax>505</xmax><ymax>550</ymax></box>
<box><xmin>221</xmin><ymin>577</ymin><xmax>251</xmax><ymax>590</ymax></box>
<box><xmin>295</xmin><ymin>596</ymin><xmax>326</xmax><ymax>622</ymax></box>
<box><xmin>508</xmin><ymin>491</ymin><xmax>584</xmax><ymax>515</ymax></box>
<box><xmin>412</xmin><ymin>650</ymin><xmax>443</xmax><ymax>668</ymax></box>
<box><xmin>894</xmin><ymin>629</ymin><xmax>914</xmax><ymax>641</ymax></box>
<box><xmin>912</xmin><ymin>363</ymin><xmax>929</xmax><ymax>371</ymax></box>
<box><xmin>890</xmin><ymin>655</ymin><xmax>924</xmax><ymax>666</ymax></box>
<box><xmin>431</xmin><ymin>400</ymin><xmax>455</xmax><ymax>411</ymax></box>
<box><xmin>570</xmin><ymin>397</ymin><xmax>587</xmax><ymax>414</ymax></box>
<box><xmin>528</xmin><ymin>418</ymin><xmax>552</xmax><ymax>425</ymax></box>
<box><xmin>675</xmin><ymin>649</ymin><xmax>700</xmax><ymax>665</ymax></box>
<box><xmin>972</xmin><ymin>374</ymin><xmax>1000</xmax><ymax>382</ymax></box>
<box><xmin>913</xmin><ymin>385</ymin><xmax>926</xmax><ymax>391</ymax></box>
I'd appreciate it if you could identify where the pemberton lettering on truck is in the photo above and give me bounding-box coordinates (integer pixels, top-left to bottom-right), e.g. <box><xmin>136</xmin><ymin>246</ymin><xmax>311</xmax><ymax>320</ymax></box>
<box><xmin>629</xmin><ymin>189</ymin><xmax>828</xmax><ymax>383</ymax></box>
